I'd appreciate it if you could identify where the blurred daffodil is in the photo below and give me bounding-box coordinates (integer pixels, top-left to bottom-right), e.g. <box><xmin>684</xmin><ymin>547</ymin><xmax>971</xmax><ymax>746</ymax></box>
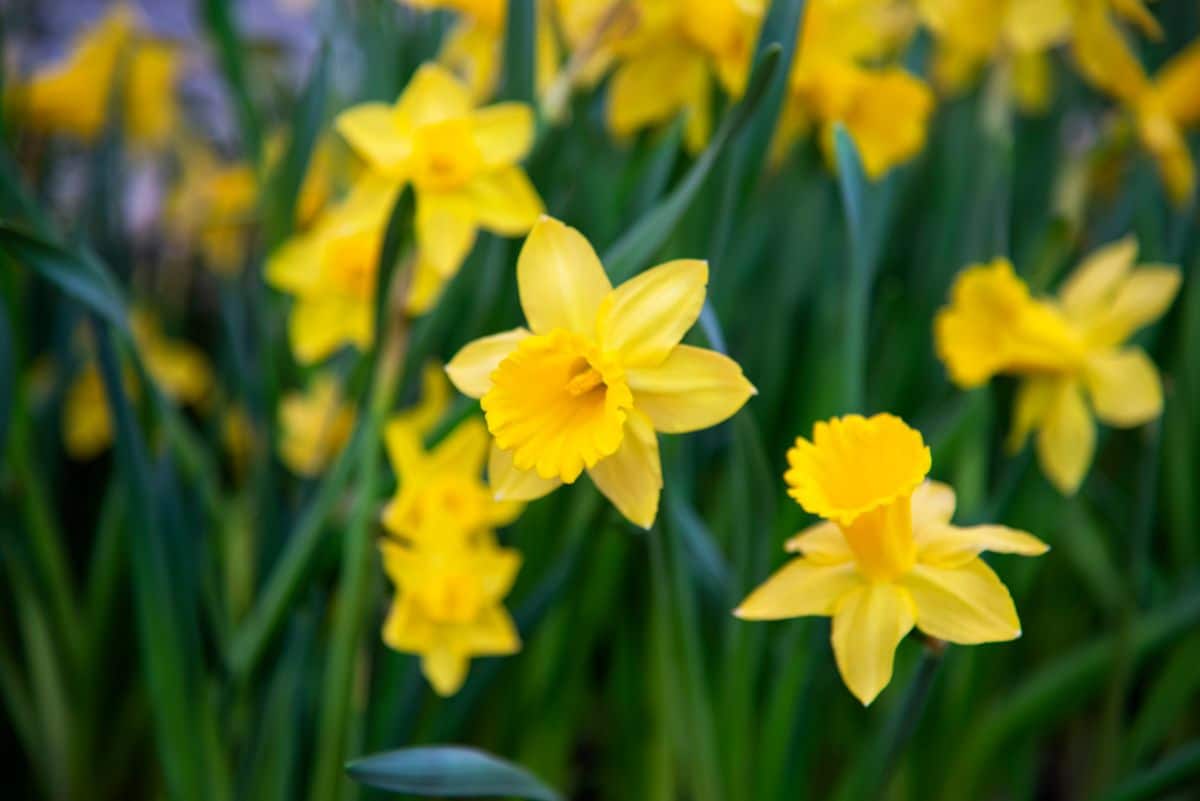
<box><xmin>266</xmin><ymin>178</ymin><xmax>398</xmax><ymax>363</ymax></box>
<box><xmin>736</xmin><ymin>414</ymin><xmax>1047</xmax><ymax>705</ymax></box>
<box><xmin>278</xmin><ymin>373</ymin><xmax>357</xmax><ymax>476</ymax></box>
<box><xmin>167</xmin><ymin>143</ymin><xmax>259</xmax><ymax>275</ymax></box>
<box><xmin>935</xmin><ymin>238</ymin><xmax>1180</xmax><ymax>494</ymax></box>
<box><xmin>446</xmin><ymin>216</ymin><xmax>755</xmax><ymax>528</ymax></box>
<box><xmin>336</xmin><ymin>63</ymin><xmax>543</xmax><ymax>315</ymax></box>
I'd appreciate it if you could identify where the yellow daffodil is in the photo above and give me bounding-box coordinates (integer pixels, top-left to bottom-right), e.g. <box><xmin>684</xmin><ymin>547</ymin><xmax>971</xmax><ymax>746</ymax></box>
<box><xmin>264</xmin><ymin>131</ymin><xmax>352</xmax><ymax>230</ymax></box>
<box><xmin>266</xmin><ymin>178</ymin><xmax>398</xmax><ymax>363</ymax></box>
<box><xmin>380</xmin><ymin>533</ymin><xmax>522</xmax><ymax>696</ymax></box>
<box><xmin>63</xmin><ymin>364</ymin><xmax>121</xmax><ymax>460</ymax></box>
<box><xmin>166</xmin><ymin>143</ymin><xmax>259</xmax><ymax>275</ymax></box>
<box><xmin>13</xmin><ymin>4</ymin><xmax>181</xmax><ymax>145</ymax></box>
<box><xmin>278</xmin><ymin>374</ymin><xmax>357</xmax><ymax>476</ymax></box>
<box><xmin>604</xmin><ymin>0</ymin><xmax>763</xmax><ymax>152</ymax></box>
<box><xmin>335</xmin><ymin>63</ymin><xmax>544</xmax><ymax>315</ymax></box>
<box><xmin>736</xmin><ymin>414</ymin><xmax>1047</xmax><ymax>705</ymax></box>
<box><xmin>1072</xmin><ymin>4</ymin><xmax>1200</xmax><ymax>204</ymax></box>
<box><xmin>445</xmin><ymin>216</ymin><xmax>755</xmax><ymax>528</ymax></box>
<box><xmin>935</xmin><ymin>238</ymin><xmax>1180</xmax><ymax>494</ymax></box>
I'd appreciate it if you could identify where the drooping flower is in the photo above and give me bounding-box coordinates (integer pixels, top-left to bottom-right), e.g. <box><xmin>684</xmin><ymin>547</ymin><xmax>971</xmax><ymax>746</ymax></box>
<box><xmin>335</xmin><ymin>63</ymin><xmax>544</xmax><ymax>314</ymax></box>
<box><xmin>736</xmin><ymin>414</ymin><xmax>1047</xmax><ymax>705</ymax></box>
<box><xmin>278</xmin><ymin>373</ymin><xmax>357</xmax><ymax>476</ymax></box>
<box><xmin>445</xmin><ymin>216</ymin><xmax>755</xmax><ymax>528</ymax></box>
<box><xmin>935</xmin><ymin>238</ymin><xmax>1181</xmax><ymax>494</ymax></box>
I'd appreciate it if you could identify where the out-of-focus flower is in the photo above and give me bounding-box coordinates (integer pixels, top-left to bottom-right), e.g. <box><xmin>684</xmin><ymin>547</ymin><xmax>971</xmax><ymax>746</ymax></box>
<box><xmin>266</xmin><ymin>177</ymin><xmax>398</xmax><ymax>363</ymax></box>
<box><xmin>166</xmin><ymin>143</ymin><xmax>259</xmax><ymax>275</ymax></box>
<box><xmin>11</xmin><ymin>4</ymin><xmax>182</xmax><ymax>145</ymax></box>
<box><xmin>446</xmin><ymin>216</ymin><xmax>755</xmax><ymax>528</ymax></box>
<box><xmin>264</xmin><ymin>131</ymin><xmax>351</xmax><ymax>230</ymax></box>
<box><xmin>278</xmin><ymin>373</ymin><xmax>357</xmax><ymax>476</ymax></box>
<box><xmin>935</xmin><ymin>238</ymin><xmax>1180</xmax><ymax>494</ymax></box>
<box><xmin>603</xmin><ymin>0</ymin><xmax>763</xmax><ymax>153</ymax></box>
<box><xmin>64</xmin><ymin>364</ymin><xmax>122</xmax><ymax>460</ymax></box>
<box><xmin>222</xmin><ymin>403</ymin><xmax>259</xmax><ymax>480</ymax></box>
<box><xmin>736</xmin><ymin>414</ymin><xmax>1047</xmax><ymax>705</ymax></box>
<box><xmin>1072</xmin><ymin>4</ymin><xmax>1200</xmax><ymax>204</ymax></box>
<box><xmin>336</xmin><ymin>63</ymin><xmax>543</xmax><ymax>315</ymax></box>
<box><xmin>771</xmin><ymin>0</ymin><xmax>932</xmax><ymax>178</ymax></box>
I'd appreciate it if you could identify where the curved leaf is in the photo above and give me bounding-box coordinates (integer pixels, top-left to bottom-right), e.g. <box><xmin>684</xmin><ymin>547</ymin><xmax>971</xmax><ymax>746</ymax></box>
<box><xmin>501</xmin><ymin>0</ymin><xmax>536</xmax><ymax>104</ymax></box>
<box><xmin>346</xmin><ymin>746</ymin><xmax>562</xmax><ymax>801</ymax></box>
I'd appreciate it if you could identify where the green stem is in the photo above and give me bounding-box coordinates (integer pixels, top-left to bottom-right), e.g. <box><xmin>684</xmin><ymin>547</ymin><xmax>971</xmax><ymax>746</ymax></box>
<box><xmin>1098</xmin><ymin>740</ymin><xmax>1200</xmax><ymax>801</ymax></box>
<box><xmin>832</xmin><ymin>125</ymin><xmax>870</xmax><ymax>412</ymax></box>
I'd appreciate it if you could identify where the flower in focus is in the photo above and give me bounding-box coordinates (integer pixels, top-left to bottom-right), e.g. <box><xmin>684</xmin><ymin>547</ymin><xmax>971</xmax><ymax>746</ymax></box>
<box><xmin>771</xmin><ymin>0</ymin><xmax>933</xmax><ymax>178</ymax></box>
<box><xmin>11</xmin><ymin>4</ymin><xmax>181</xmax><ymax>146</ymax></box>
<box><xmin>335</xmin><ymin>63</ymin><xmax>544</xmax><ymax>315</ymax></box>
<box><xmin>736</xmin><ymin>414</ymin><xmax>1047</xmax><ymax>705</ymax></box>
<box><xmin>935</xmin><ymin>238</ymin><xmax>1181</xmax><ymax>494</ymax></box>
<box><xmin>446</xmin><ymin>216</ymin><xmax>756</xmax><ymax>528</ymax></box>
<box><xmin>278</xmin><ymin>373</ymin><xmax>357</xmax><ymax>476</ymax></box>
<box><xmin>266</xmin><ymin>178</ymin><xmax>398</xmax><ymax>363</ymax></box>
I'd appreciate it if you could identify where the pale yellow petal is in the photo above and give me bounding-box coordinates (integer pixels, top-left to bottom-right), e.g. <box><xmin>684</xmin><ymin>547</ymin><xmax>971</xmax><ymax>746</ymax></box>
<box><xmin>830</xmin><ymin>583</ymin><xmax>915</xmax><ymax>706</ymax></box>
<box><xmin>607</xmin><ymin>46</ymin><xmax>707</xmax><ymax>140</ymax></box>
<box><xmin>1084</xmin><ymin>347</ymin><xmax>1163</xmax><ymax>427</ymax></box>
<box><xmin>597</xmin><ymin>259</ymin><xmax>708</xmax><ymax>366</ymax></box>
<box><xmin>1007</xmin><ymin>376</ymin><xmax>1056</xmax><ymax>453</ymax></box>
<box><xmin>466</xmin><ymin>607</ymin><xmax>521</xmax><ymax>655</ymax></box>
<box><xmin>904</xmin><ymin>559</ymin><xmax>1021</xmax><ymax>644</ymax></box>
<box><xmin>625</xmin><ymin>345</ymin><xmax>756</xmax><ymax>433</ymax></box>
<box><xmin>416</xmin><ymin>191</ymin><xmax>478</xmax><ymax>276</ymax></box>
<box><xmin>381</xmin><ymin>595</ymin><xmax>435</xmax><ymax>652</ymax></box>
<box><xmin>422</xmin><ymin>648</ymin><xmax>470</xmax><ymax>696</ymax></box>
<box><xmin>1059</xmin><ymin>235</ymin><xmax>1136</xmax><ymax>322</ymax></box>
<box><xmin>488</xmin><ymin>439</ymin><xmax>562</xmax><ymax>501</ymax></box>
<box><xmin>783</xmin><ymin>521</ymin><xmax>855</xmax><ymax>564</ymax></box>
<box><xmin>472</xmin><ymin>102</ymin><xmax>536</xmax><ymax>167</ymax></box>
<box><xmin>1036</xmin><ymin>379</ymin><xmax>1095</xmax><ymax>495</ymax></box>
<box><xmin>334</xmin><ymin>102</ymin><xmax>410</xmax><ymax>178</ymax></box>
<box><xmin>735</xmin><ymin>560</ymin><xmax>860</xmax><ymax>619</ymax></box>
<box><xmin>917</xmin><ymin>523</ymin><xmax>1049</xmax><ymax>568</ymax></box>
<box><xmin>288</xmin><ymin>297</ymin><xmax>371</xmax><ymax>364</ymax></box>
<box><xmin>1087</xmin><ymin>267</ymin><xmax>1182</xmax><ymax>348</ymax></box>
<box><xmin>395</xmin><ymin>63</ymin><xmax>474</xmax><ymax>127</ymax></box>
<box><xmin>468</xmin><ymin>167</ymin><xmax>544</xmax><ymax>235</ymax></box>
<box><xmin>587</xmin><ymin>410</ymin><xmax>662</xmax><ymax>529</ymax></box>
<box><xmin>1156</xmin><ymin>40</ymin><xmax>1200</xmax><ymax>125</ymax></box>
<box><xmin>479</xmin><ymin>548</ymin><xmax>523</xmax><ymax>602</ymax></box>
<box><xmin>383</xmin><ymin>418</ymin><xmax>425</xmax><ymax>480</ymax></box>
<box><xmin>910</xmin><ymin>481</ymin><xmax>956</xmax><ymax>531</ymax></box>
<box><xmin>265</xmin><ymin>234</ymin><xmax>322</xmax><ymax>293</ymax></box>
<box><xmin>428</xmin><ymin>416</ymin><xmax>490</xmax><ymax>477</ymax></box>
<box><xmin>1071</xmin><ymin>6</ymin><xmax>1150</xmax><ymax>104</ymax></box>
<box><xmin>516</xmin><ymin>216</ymin><xmax>613</xmax><ymax>336</ymax></box>
<box><xmin>446</xmin><ymin>328</ymin><xmax>530</xmax><ymax>398</ymax></box>
<box><xmin>1112</xmin><ymin>0</ymin><xmax>1162</xmax><ymax>39</ymax></box>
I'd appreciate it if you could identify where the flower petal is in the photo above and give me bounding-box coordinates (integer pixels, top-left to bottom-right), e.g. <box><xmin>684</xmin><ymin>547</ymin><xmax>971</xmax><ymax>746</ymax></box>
<box><xmin>587</xmin><ymin>410</ymin><xmax>662</xmax><ymax>528</ymax></box>
<box><xmin>596</xmin><ymin>259</ymin><xmax>708</xmax><ymax>366</ymax></box>
<box><xmin>735</xmin><ymin>560</ymin><xmax>860</xmax><ymax>618</ymax></box>
<box><xmin>265</xmin><ymin>233</ymin><xmax>321</xmax><ymax>293</ymax></box>
<box><xmin>422</xmin><ymin>648</ymin><xmax>470</xmax><ymax>696</ymax></box>
<box><xmin>917</xmin><ymin>524</ymin><xmax>1049</xmax><ymax>568</ymax></box>
<box><xmin>416</xmin><ymin>191</ymin><xmax>478</xmax><ymax>277</ymax></box>
<box><xmin>428</xmin><ymin>417</ymin><xmax>490</xmax><ymax>478</ymax></box>
<box><xmin>1036</xmin><ymin>379</ymin><xmax>1095</xmax><ymax>495</ymax></box>
<box><xmin>910</xmin><ymin>480</ymin><xmax>956</xmax><ymax>531</ymax></box>
<box><xmin>395</xmin><ymin>63</ymin><xmax>473</xmax><ymax>127</ymax></box>
<box><xmin>335</xmin><ymin>102</ymin><xmax>410</xmax><ymax>177</ymax></box>
<box><xmin>783</xmin><ymin>521</ymin><xmax>855</xmax><ymax>564</ymax></box>
<box><xmin>472</xmin><ymin>102</ymin><xmax>535</xmax><ymax>167</ymax></box>
<box><xmin>466</xmin><ymin>607</ymin><xmax>521</xmax><ymax>654</ymax></box>
<box><xmin>1007</xmin><ymin>376</ymin><xmax>1057</xmax><ymax>453</ymax></box>
<box><xmin>904</xmin><ymin>559</ymin><xmax>1022</xmax><ymax>644</ymax></box>
<box><xmin>517</xmin><ymin>216</ymin><xmax>613</xmax><ymax>336</ymax></box>
<box><xmin>468</xmin><ymin>167</ymin><xmax>544</xmax><ymax>235</ymax></box>
<box><xmin>625</xmin><ymin>345</ymin><xmax>755</xmax><ymax>433</ymax></box>
<box><xmin>1059</xmin><ymin>235</ymin><xmax>1136</xmax><ymax>322</ymax></box>
<box><xmin>1087</xmin><ymin>266</ymin><xmax>1182</xmax><ymax>348</ymax></box>
<box><xmin>1084</xmin><ymin>347</ymin><xmax>1163</xmax><ymax>427</ymax></box>
<box><xmin>1156</xmin><ymin>39</ymin><xmax>1200</xmax><ymax>125</ymax></box>
<box><xmin>288</xmin><ymin>297</ymin><xmax>371</xmax><ymax>364</ymax></box>
<box><xmin>607</xmin><ymin>46</ymin><xmax>706</xmax><ymax>139</ymax></box>
<box><xmin>446</xmin><ymin>328</ymin><xmax>530</xmax><ymax>398</ymax></box>
<box><xmin>830</xmin><ymin>583</ymin><xmax>915</xmax><ymax>706</ymax></box>
<box><xmin>488</xmin><ymin>439</ymin><xmax>562</xmax><ymax>501</ymax></box>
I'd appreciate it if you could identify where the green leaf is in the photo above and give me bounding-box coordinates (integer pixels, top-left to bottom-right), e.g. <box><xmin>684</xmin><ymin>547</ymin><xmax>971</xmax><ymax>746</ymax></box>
<box><xmin>500</xmin><ymin>0</ymin><xmax>536</xmax><ymax>104</ymax></box>
<box><xmin>0</xmin><ymin>296</ymin><xmax>11</xmax><ymax>459</ymax></box>
<box><xmin>201</xmin><ymin>0</ymin><xmax>263</xmax><ymax>163</ymax></box>
<box><xmin>346</xmin><ymin>746</ymin><xmax>563</xmax><ymax>801</ymax></box>
<box><xmin>1098</xmin><ymin>741</ymin><xmax>1200</xmax><ymax>801</ymax></box>
<box><xmin>604</xmin><ymin>45</ymin><xmax>782</xmax><ymax>282</ymax></box>
<box><xmin>832</xmin><ymin>124</ymin><xmax>870</xmax><ymax>412</ymax></box>
<box><xmin>265</xmin><ymin>42</ymin><xmax>329</xmax><ymax>248</ymax></box>
<box><xmin>0</xmin><ymin>223</ymin><xmax>127</xmax><ymax>331</ymax></box>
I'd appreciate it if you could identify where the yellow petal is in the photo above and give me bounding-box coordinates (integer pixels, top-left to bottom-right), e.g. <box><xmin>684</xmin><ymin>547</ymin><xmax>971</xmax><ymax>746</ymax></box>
<box><xmin>1003</xmin><ymin>0</ymin><xmax>1071</xmax><ymax>52</ymax></box>
<box><xmin>904</xmin><ymin>559</ymin><xmax>1021</xmax><ymax>644</ymax></box>
<box><xmin>472</xmin><ymin>102</ymin><xmax>535</xmax><ymax>167</ymax></box>
<box><xmin>395</xmin><ymin>63</ymin><xmax>474</xmax><ymax>127</ymax></box>
<box><xmin>416</xmin><ymin>191</ymin><xmax>478</xmax><ymax>276</ymax></box>
<box><xmin>422</xmin><ymin>648</ymin><xmax>470</xmax><ymax>696</ymax></box>
<box><xmin>587</xmin><ymin>409</ymin><xmax>662</xmax><ymax>529</ymax></box>
<box><xmin>830</xmin><ymin>583</ymin><xmax>915</xmax><ymax>706</ymax></box>
<box><xmin>735</xmin><ymin>560</ymin><xmax>860</xmax><ymax>619</ymax></box>
<box><xmin>917</xmin><ymin>524</ymin><xmax>1049</xmax><ymax>568</ymax></box>
<box><xmin>783</xmin><ymin>521</ymin><xmax>855</xmax><ymax>564</ymax></box>
<box><xmin>468</xmin><ymin>167</ymin><xmax>544</xmax><ymax>235</ymax></box>
<box><xmin>1084</xmin><ymin>347</ymin><xmax>1163</xmax><ymax>427</ymax></box>
<box><xmin>625</xmin><ymin>345</ymin><xmax>756</xmax><ymax>433</ymax></box>
<box><xmin>910</xmin><ymin>481</ymin><xmax>956</xmax><ymax>531</ymax></box>
<box><xmin>381</xmin><ymin>594</ymin><xmax>435</xmax><ymax>651</ymax></box>
<box><xmin>1111</xmin><ymin>0</ymin><xmax>1162</xmax><ymax>39</ymax></box>
<box><xmin>479</xmin><ymin>547</ymin><xmax>523</xmax><ymax>602</ymax></box>
<box><xmin>1086</xmin><ymin>266</ymin><xmax>1182</xmax><ymax>348</ymax></box>
<box><xmin>1012</xmin><ymin>49</ymin><xmax>1052</xmax><ymax>114</ymax></box>
<box><xmin>446</xmin><ymin>328</ymin><xmax>530</xmax><ymax>398</ymax></box>
<box><xmin>428</xmin><ymin>416</ymin><xmax>490</xmax><ymax>478</ymax></box>
<box><xmin>288</xmin><ymin>297</ymin><xmax>372</xmax><ymax>364</ymax></box>
<box><xmin>488</xmin><ymin>439</ymin><xmax>562</xmax><ymax>501</ymax></box>
<box><xmin>607</xmin><ymin>46</ymin><xmax>708</xmax><ymax>142</ymax></box>
<box><xmin>335</xmin><ymin>102</ymin><xmax>410</xmax><ymax>178</ymax></box>
<box><xmin>1071</xmin><ymin>6</ymin><xmax>1150</xmax><ymax>104</ymax></box>
<box><xmin>1059</xmin><ymin>235</ymin><xmax>1137</xmax><ymax>322</ymax></box>
<box><xmin>265</xmin><ymin>234</ymin><xmax>322</xmax><ymax>293</ymax></box>
<box><xmin>516</xmin><ymin>216</ymin><xmax>613</xmax><ymax>336</ymax></box>
<box><xmin>383</xmin><ymin>418</ymin><xmax>425</xmax><ymax>481</ymax></box>
<box><xmin>466</xmin><ymin>607</ymin><xmax>521</xmax><ymax>654</ymax></box>
<box><xmin>1155</xmin><ymin>40</ymin><xmax>1200</xmax><ymax>125</ymax></box>
<box><xmin>596</xmin><ymin>259</ymin><xmax>708</xmax><ymax>366</ymax></box>
<box><xmin>1036</xmin><ymin>379</ymin><xmax>1094</xmax><ymax>495</ymax></box>
<box><xmin>1007</xmin><ymin>376</ymin><xmax>1056</xmax><ymax>453</ymax></box>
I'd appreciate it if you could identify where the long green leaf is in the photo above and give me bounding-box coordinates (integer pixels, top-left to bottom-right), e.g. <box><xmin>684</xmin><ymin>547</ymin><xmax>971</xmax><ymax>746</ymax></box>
<box><xmin>266</xmin><ymin>42</ymin><xmax>330</xmax><ymax>248</ymax></box>
<box><xmin>201</xmin><ymin>0</ymin><xmax>263</xmax><ymax>163</ymax></box>
<box><xmin>832</xmin><ymin>124</ymin><xmax>870</xmax><ymax>412</ymax></box>
<box><xmin>346</xmin><ymin>746</ymin><xmax>562</xmax><ymax>800</ymax></box>
<box><xmin>500</xmin><ymin>0</ymin><xmax>536</xmax><ymax>104</ymax></box>
<box><xmin>1098</xmin><ymin>741</ymin><xmax>1200</xmax><ymax>801</ymax></box>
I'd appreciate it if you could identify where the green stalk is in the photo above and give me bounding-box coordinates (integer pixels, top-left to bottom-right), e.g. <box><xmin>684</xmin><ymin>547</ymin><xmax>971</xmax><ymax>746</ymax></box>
<box><xmin>1098</xmin><ymin>741</ymin><xmax>1200</xmax><ymax>801</ymax></box>
<box><xmin>832</xmin><ymin>125</ymin><xmax>870</xmax><ymax>412</ymax></box>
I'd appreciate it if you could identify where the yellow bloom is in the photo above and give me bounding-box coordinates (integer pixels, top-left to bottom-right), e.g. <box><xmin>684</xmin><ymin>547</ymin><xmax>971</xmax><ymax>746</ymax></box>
<box><xmin>266</xmin><ymin>178</ymin><xmax>398</xmax><ymax>363</ymax></box>
<box><xmin>278</xmin><ymin>374</ymin><xmax>357</xmax><ymax>476</ymax></box>
<box><xmin>446</xmin><ymin>216</ymin><xmax>755</xmax><ymax>528</ymax></box>
<box><xmin>935</xmin><ymin>239</ymin><xmax>1181</xmax><ymax>494</ymax></box>
<box><xmin>736</xmin><ymin>414</ymin><xmax>1047</xmax><ymax>705</ymax></box>
<box><xmin>167</xmin><ymin>143</ymin><xmax>259</xmax><ymax>275</ymax></box>
<box><xmin>336</xmin><ymin>63</ymin><xmax>544</xmax><ymax>314</ymax></box>
<box><xmin>380</xmin><ymin>533</ymin><xmax>522</xmax><ymax>696</ymax></box>
<box><xmin>63</xmin><ymin>364</ymin><xmax>121</xmax><ymax>460</ymax></box>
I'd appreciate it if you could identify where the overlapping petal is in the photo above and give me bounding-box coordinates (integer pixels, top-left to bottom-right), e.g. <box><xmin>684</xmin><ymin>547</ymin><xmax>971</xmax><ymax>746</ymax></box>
<box><xmin>1084</xmin><ymin>347</ymin><xmax>1163</xmax><ymax>427</ymax></box>
<box><xmin>587</xmin><ymin>410</ymin><xmax>663</xmax><ymax>529</ymax></box>
<box><xmin>735</xmin><ymin>560</ymin><xmax>860</xmax><ymax>619</ymax></box>
<box><xmin>903</xmin><ymin>559</ymin><xmax>1021</xmax><ymax>644</ymax></box>
<box><xmin>626</xmin><ymin>345</ymin><xmax>756</xmax><ymax>433</ymax></box>
<box><xmin>831</xmin><ymin>583</ymin><xmax>915</xmax><ymax>706</ymax></box>
<box><xmin>446</xmin><ymin>328</ymin><xmax>530</xmax><ymax>398</ymax></box>
<box><xmin>596</xmin><ymin>260</ymin><xmax>708</xmax><ymax>366</ymax></box>
<box><xmin>517</xmin><ymin>217</ymin><xmax>613</xmax><ymax>336</ymax></box>
<box><xmin>1035</xmin><ymin>378</ymin><xmax>1095</xmax><ymax>495</ymax></box>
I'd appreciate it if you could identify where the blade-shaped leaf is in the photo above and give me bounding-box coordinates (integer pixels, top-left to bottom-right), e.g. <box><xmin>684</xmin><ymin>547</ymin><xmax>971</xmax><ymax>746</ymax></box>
<box><xmin>501</xmin><ymin>0</ymin><xmax>536</xmax><ymax>104</ymax></box>
<box><xmin>346</xmin><ymin>746</ymin><xmax>562</xmax><ymax>801</ymax></box>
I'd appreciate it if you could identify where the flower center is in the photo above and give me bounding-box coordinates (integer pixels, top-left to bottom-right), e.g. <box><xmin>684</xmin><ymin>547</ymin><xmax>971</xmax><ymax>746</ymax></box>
<box><xmin>411</xmin><ymin>118</ymin><xmax>482</xmax><ymax>192</ymax></box>
<box><xmin>482</xmin><ymin>330</ymin><xmax>634</xmax><ymax>483</ymax></box>
<box><xmin>838</xmin><ymin>493</ymin><xmax>917</xmax><ymax>581</ymax></box>
<box><xmin>323</xmin><ymin>228</ymin><xmax>380</xmax><ymax>299</ymax></box>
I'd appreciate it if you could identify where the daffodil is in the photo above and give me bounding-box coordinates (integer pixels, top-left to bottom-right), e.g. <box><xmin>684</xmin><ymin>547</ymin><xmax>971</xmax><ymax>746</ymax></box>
<box><xmin>12</xmin><ymin>4</ymin><xmax>181</xmax><ymax>145</ymax></box>
<box><xmin>278</xmin><ymin>374</ymin><xmax>357</xmax><ymax>476</ymax></box>
<box><xmin>380</xmin><ymin>533</ymin><xmax>522</xmax><ymax>696</ymax></box>
<box><xmin>1072</xmin><ymin>3</ymin><xmax>1200</xmax><ymax>204</ymax></box>
<box><xmin>736</xmin><ymin>414</ymin><xmax>1047</xmax><ymax>705</ymax></box>
<box><xmin>935</xmin><ymin>238</ymin><xmax>1180</xmax><ymax>494</ymax></box>
<box><xmin>166</xmin><ymin>143</ymin><xmax>259</xmax><ymax>275</ymax></box>
<box><xmin>266</xmin><ymin>178</ymin><xmax>398</xmax><ymax>363</ymax></box>
<box><xmin>335</xmin><ymin>63</ymin><xmax>543</xmax><ymax>315</ymax></box>
<box><xmin>445</xmin><ymin>216</ymin><xmax>755</xmax><ymax>528</ymax></box>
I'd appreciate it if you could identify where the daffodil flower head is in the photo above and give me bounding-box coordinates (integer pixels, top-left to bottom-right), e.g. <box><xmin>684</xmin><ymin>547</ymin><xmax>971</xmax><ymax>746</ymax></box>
<box><xmin>278</xmin><ymin>374</ymin><xmax>357</xmax><ymax>477</ymax></box>
<box><xmin>446</xmin><ymin>216</ymin><xmax>756</xmax><ymax>528</ymax></box>
<box><xmin>935</xmin><ymin>239</ymin><xmax>1181</xmax><ymax>494</ymax></box>
<box><xmin>737</xmin><ymin>413</ymin><xmax>1048</xmax><ymax>705</ymax></box>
